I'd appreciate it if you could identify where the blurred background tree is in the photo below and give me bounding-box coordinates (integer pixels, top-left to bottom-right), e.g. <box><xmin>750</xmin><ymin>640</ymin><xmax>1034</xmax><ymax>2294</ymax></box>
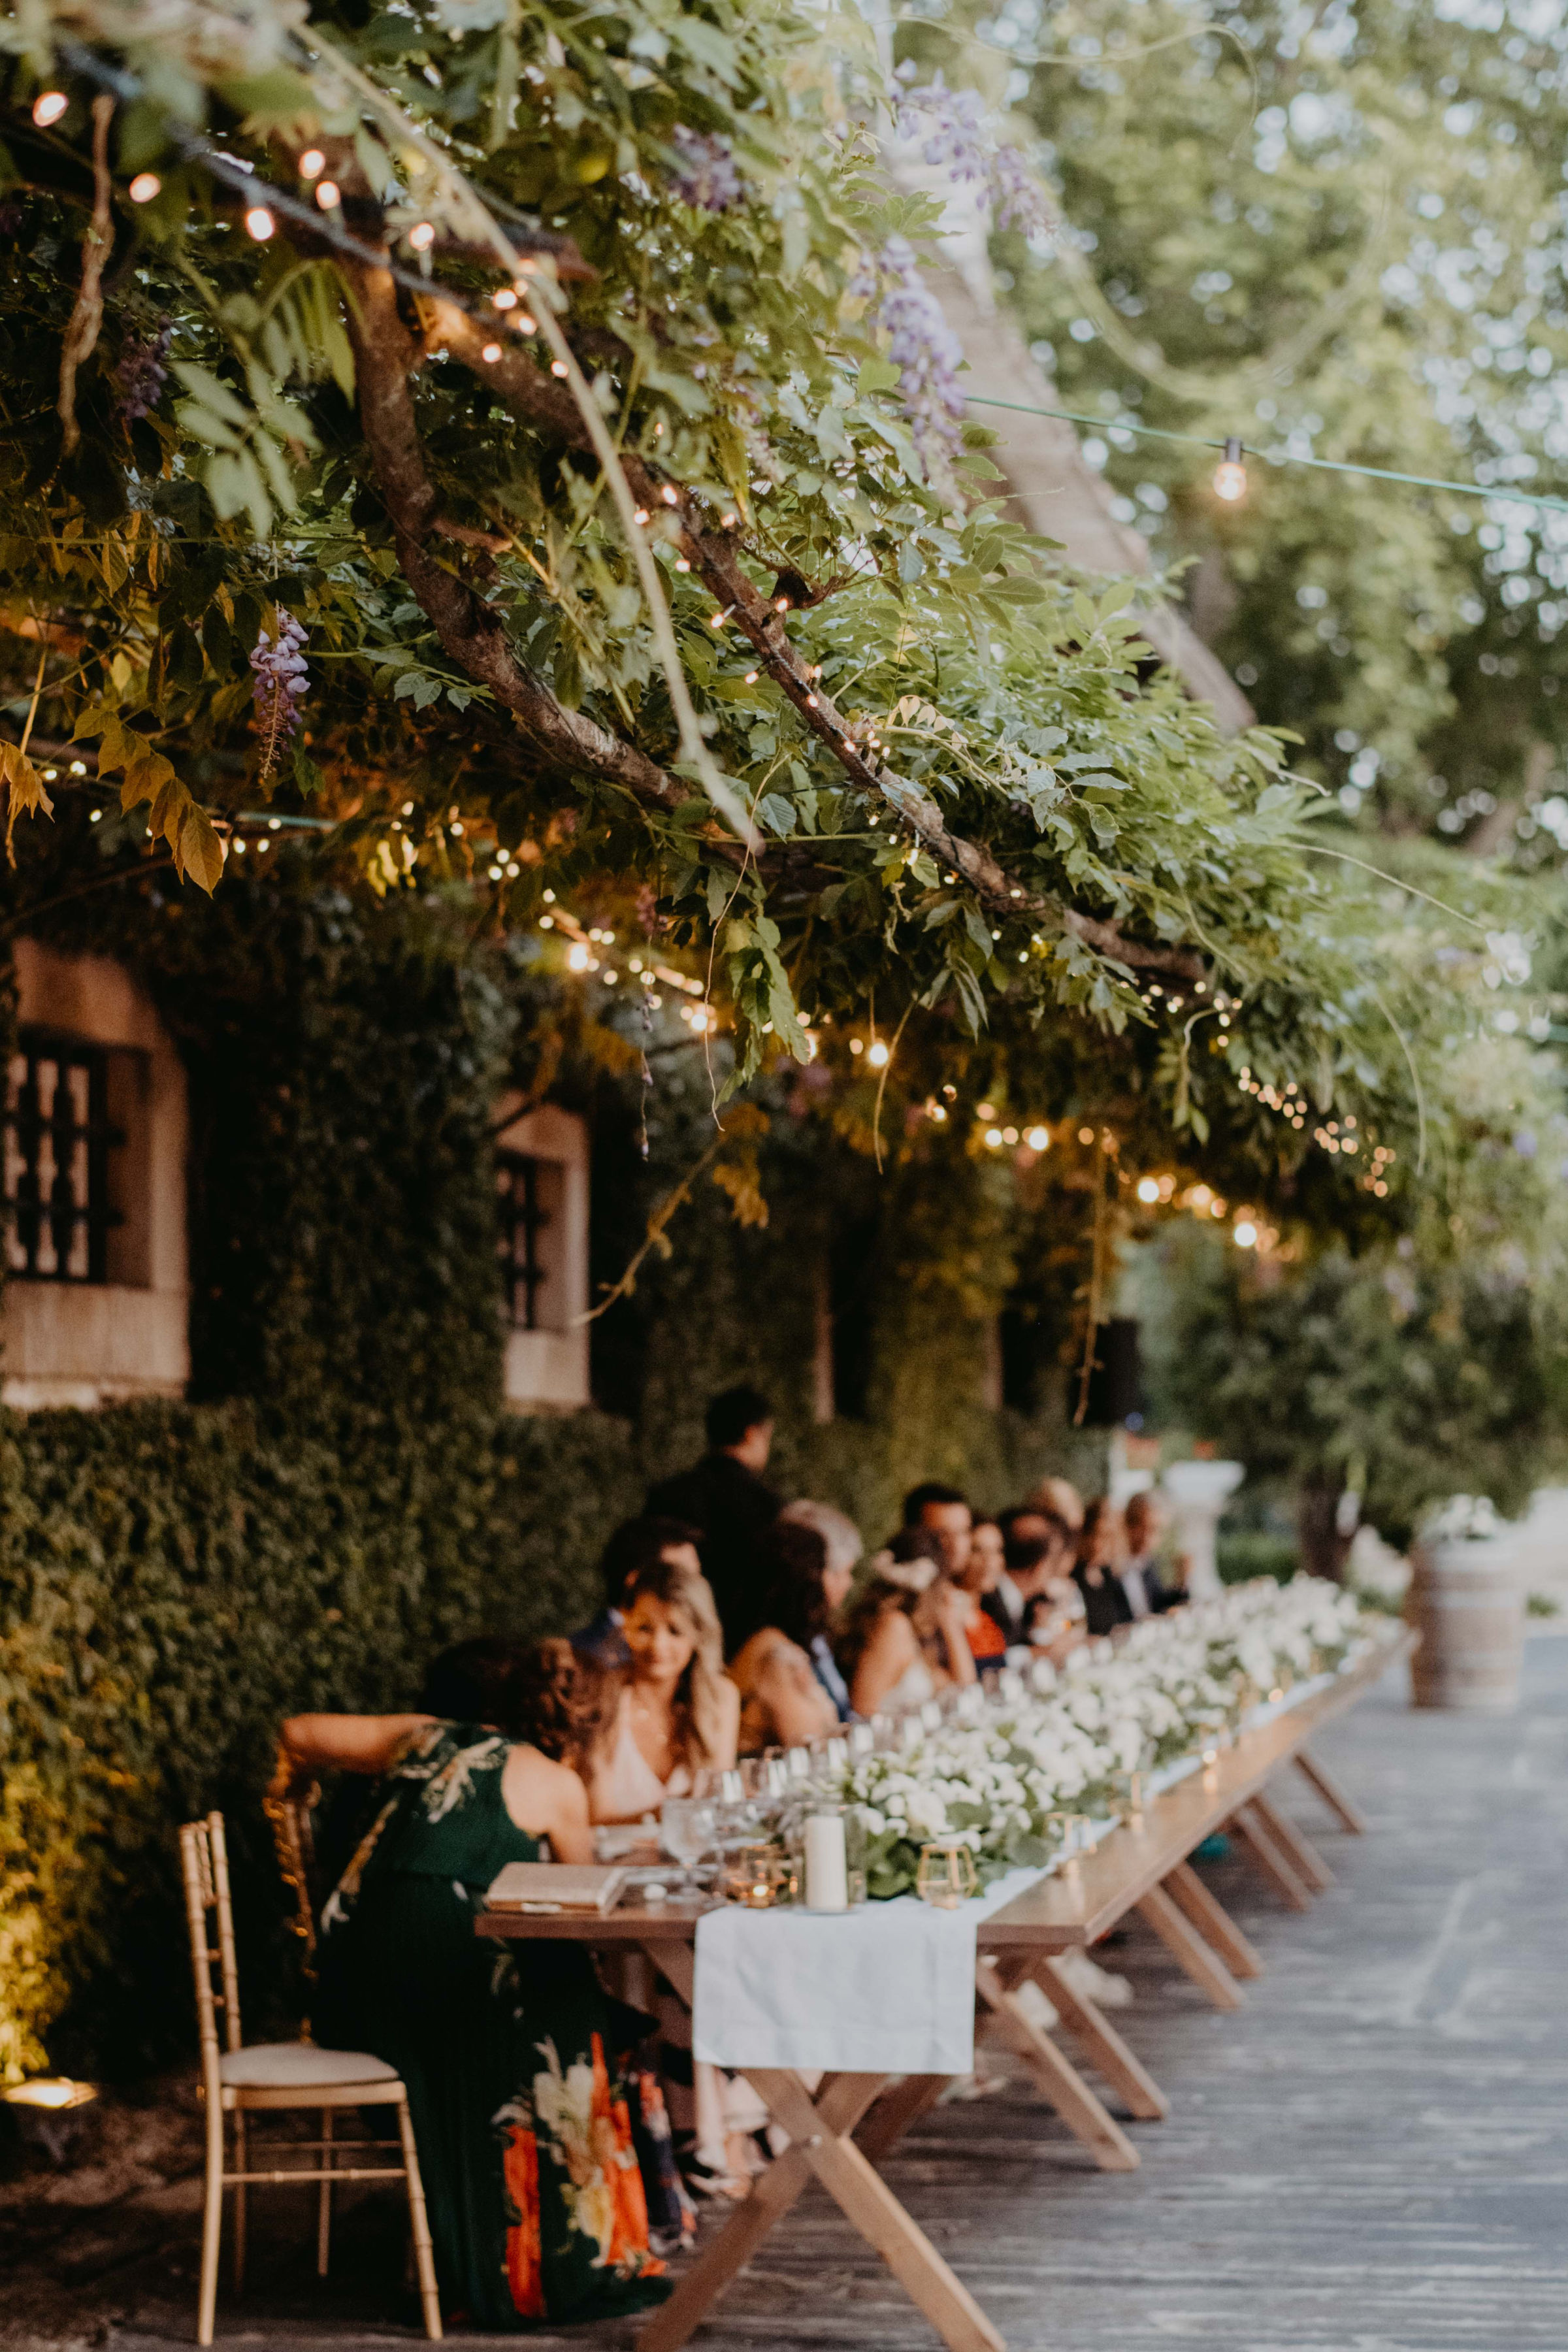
<box><xmin>919</xmin><ymin>0</ymin><xmax>1568</xmax><ymax>854</ymax></box>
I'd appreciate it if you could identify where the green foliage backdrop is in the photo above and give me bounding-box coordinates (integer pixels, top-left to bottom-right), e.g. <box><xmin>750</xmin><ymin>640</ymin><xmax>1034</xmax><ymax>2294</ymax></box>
<box><xmin>0</xmin><ymin>863</ymin><xmax>1096</xmax><ymax>2082</ymax></box>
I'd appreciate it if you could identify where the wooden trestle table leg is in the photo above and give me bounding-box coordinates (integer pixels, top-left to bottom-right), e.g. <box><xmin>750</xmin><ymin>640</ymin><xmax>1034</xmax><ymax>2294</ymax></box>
<box><xmin>1026</xmin><ymin>1957</ymin><xmax>1169</xmax><ymax>2121</ymax></box>
<box><xmin>1249</xmin><ymin>1791</ymin><xmax>1334</xmax><ymax>1891</ymax></box>
<box><xmin>856</xmin><ymin>2072</ymin><xmax>950</xmax><ymax>2163</ymax></box>
<box><xmin>1228</xmin><ymin>1802</ymin><xmax>1315</xmax><ymax>1912</ymax></box>
<box><xmin>1295</xmin><ymin>1744</ymin><xmax>1367</xmax><ymax>1834</ymax></box>
<box><xmin>636</xmin><ymin>1940</ymin><xmax>1005</xmax><ymax>2352</ymax></box>
<box><xmin>973</xmin><ymin>1955</ymin><xmax>1141</xmax><ymax>2170</ymax></box>
<box><xmin>1134</xmin><ymin>1884</ymin><xmax>1245</xmax><ymax>2010</ymax></box>
<box><xmin>1161</xmin><ymin>1861</ymin><xmax>1264</xmax><ymax>1980</ymax></box>
<box><xmin>742</xmin><ymin>2068</ymin><xmax>1005</xmax><ymax>2352</ymax></box>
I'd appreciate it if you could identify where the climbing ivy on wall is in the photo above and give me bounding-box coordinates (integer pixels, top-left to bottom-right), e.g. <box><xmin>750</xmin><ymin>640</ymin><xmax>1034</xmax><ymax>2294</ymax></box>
<box><xmin>0</xmin><ymin>849</ymin><xmax>1098</xmax><ymax>2078</ymax></box>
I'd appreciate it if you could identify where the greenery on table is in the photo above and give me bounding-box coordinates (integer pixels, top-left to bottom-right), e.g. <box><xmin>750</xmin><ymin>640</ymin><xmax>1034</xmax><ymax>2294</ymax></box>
<box><xmin>838</xmin><ymin>1575</ymin><xmax>1365</xmax><ymax>1899</ymax></box>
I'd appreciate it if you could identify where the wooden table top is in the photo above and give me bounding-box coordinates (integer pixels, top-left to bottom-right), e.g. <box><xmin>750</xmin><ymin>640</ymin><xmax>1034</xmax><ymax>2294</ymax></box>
<box><xmin>474</xmin><ymin>1624</ymin><xmax>1413</xmax><ymax>1953</ymax></box>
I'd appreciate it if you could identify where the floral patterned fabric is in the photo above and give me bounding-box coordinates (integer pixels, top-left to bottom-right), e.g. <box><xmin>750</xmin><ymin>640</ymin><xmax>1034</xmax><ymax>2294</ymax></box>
<box><xmin>314</xmin><ymin>1721</ymin><xmax>681</xmax><ymax>2327</ymax></box>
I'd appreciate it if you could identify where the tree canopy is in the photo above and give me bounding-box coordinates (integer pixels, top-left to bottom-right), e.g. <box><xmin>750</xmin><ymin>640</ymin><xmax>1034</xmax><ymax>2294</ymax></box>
<box><xmin>0</xmin><ymin>0</ymin><xmax>1546</xmax><ymax>1235</ymax></box>
<box><xmin>968</xmin><ymin>0</ymin><xmax>1568</xmax><ymax>854</ymax></box>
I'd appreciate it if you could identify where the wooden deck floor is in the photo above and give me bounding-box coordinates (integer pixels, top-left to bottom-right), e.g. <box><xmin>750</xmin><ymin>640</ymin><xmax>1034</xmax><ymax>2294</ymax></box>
<box><xmin>23</xmin><ymin>1634</ymin><xmax>1568</xmax><ymax>2352</ymax></box>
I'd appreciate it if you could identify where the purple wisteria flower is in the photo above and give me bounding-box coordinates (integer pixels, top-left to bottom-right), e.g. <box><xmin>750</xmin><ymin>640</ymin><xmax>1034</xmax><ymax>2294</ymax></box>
<box><xmin>116</xmin><ymin>318</ymin><xmax>172</xmax><ymax>424</ymax></box>
<box><xmin>894</xmin><ymin>69</ymin><xmax>990</xmax><ymax>185</ymax></box>
<box><xmin>893</xmin><ymin>69</ymin><xmax>1054</xmax><ymax>238</ymax></box>
<box><xmin>249</xmin><ymin>610</ymin><xmax>309</xmax><ymax>777</ymax></box>
<box><xmin>857</xmin><ymin>236</ymin><xmax>966</xmax><ymax>491</ymax></box>
<box><xmin>988</xmin><ymin>142</ymin><xmax>1054</xmax><ymax>238</ymax></box>
<box><xmin>668</xmin><ymin>125</ymin><xmax>744</xmax><ymax>213</ymax></box>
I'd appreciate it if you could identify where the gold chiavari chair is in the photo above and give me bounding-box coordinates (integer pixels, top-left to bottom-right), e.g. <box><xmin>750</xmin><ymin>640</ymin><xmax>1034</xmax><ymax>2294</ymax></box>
<box><xmin>180</xmin><ymin>1810</ymin><xmax>442</xmax><ymax>2346</ymax></box>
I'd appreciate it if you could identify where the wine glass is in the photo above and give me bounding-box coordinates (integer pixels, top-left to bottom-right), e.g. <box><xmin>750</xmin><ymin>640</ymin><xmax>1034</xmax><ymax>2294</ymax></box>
<box><xmin>660</xmin><ymin>1796</ymin><xmax>717</xmax><ymax>1887</ymax></box>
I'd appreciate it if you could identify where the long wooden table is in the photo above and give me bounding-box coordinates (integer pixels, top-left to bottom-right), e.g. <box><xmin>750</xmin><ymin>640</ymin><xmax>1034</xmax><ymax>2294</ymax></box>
<box><xmin>476</xmin><ymin>1623</ymin><xmax>1410</xmax><ymax>2352</ymax></box>
<box><xmin>863</xmin><ymin>1624</ymin><xmax>1414</xmax><ymax>2173</ymax></box>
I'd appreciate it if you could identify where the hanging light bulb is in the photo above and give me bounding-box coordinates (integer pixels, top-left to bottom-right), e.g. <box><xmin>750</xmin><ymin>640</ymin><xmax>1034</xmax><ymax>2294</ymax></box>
<box><xmin>244</xmin><ymin>206</ymin><xmax>276</xmax><ymax>242</ymax></box>
<box><xmin>32</xmin><ymin>91</ymin><xmax>69</xmax><ymax>127</ymax></box>
<box><xmin>1213</xmin><ymin>436</ymin><xmax>1248</xmax><ymax>503</ymax></box>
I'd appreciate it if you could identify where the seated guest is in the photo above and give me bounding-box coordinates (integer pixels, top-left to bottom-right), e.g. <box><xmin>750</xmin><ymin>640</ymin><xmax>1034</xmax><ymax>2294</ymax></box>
<box><xmin>960</xmin><ymin>1515</ymin><xmax>1009</xmax><ymax>1667</ymax></box>
<box><xmin>278</xmin><ymin>1642</ymin><xmax>679</xmax><ymax>2327</ymax></box>
<box><xmin>593</xmin><ymin>1556</ymin><xmax>740</xmax><ymax>1823</ymax></box>
<box><xmin>729</xmin><ymin>1521</ymin><xmax>853</xmax><ymax>1750</ymax></box>
<box><xmin>1121</xmin><ymin>1489</ymin><xmax>1180</xmax><ymax>1616</ymax></box>
<box><xmin>901</xmin><ymin>1479</ymin><xmax>973</xmax><ymax>1578</ymax></box>
<box><xmin>1028</xmin><ymin>1475</ymin><xmax>1086</xmax><ymax>1535</ymax></box>
<box><xmin>840</xmin><ymin>1531</ymin><xmax>978</xmax><ymax>1718</ymax></box>
<box><xmin>1073</xmin><ymin>1496</ymin><xmax>1134</xmax><ymax>1636</ymax></box>
<box><xmin>573</xmin><ymin>1516</ymin><xmax>704</xmax><ymax>1669</ymax></box>
<box><xmin>984</xmin><ymin>1509</ymin><xmax>1075</xmax><ymax>1648</ymax></box>
<box><xmin>776</xmin><ymin>1498</ymin><xmax>864</xmax><ymax>1719</ymax></box>
<box><xmin>646</xmin><ymin>1384</ymin><xmax>781</xmax><ymax>1647</ymax></box>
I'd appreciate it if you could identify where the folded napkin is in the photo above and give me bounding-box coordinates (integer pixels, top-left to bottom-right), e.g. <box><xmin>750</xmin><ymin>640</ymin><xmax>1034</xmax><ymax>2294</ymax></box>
<box><xmin>692</xmin><ymin>1866</ymin><xmax>1047</xmax><ymax>2074</ymax></box>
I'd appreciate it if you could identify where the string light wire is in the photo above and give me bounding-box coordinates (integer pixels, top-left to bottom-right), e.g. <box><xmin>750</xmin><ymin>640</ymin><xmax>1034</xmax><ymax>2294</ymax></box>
<box><xmin>966</xmin><ymin>394</ymin><xmax>1568</xmax><ymax>519</ymax></box>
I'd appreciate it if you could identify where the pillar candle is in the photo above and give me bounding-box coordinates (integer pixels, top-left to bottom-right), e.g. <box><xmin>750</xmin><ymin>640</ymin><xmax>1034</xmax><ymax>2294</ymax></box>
<box><xmin>803</xmin><ymin>1812</ymin><xmax>849</xmax><ymax>1912</ymax></box>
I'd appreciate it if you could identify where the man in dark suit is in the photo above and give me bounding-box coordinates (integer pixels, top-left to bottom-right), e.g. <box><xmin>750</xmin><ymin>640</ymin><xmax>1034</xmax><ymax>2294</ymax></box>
<box><xmin>982</xmin><ymin>1507</ymin><xmax>1074</xmax><ymax>1648</ymax></box>
<box><xmin>646</xmin><ymin>1384</ymin><xmax>781</xmax><ymax>1648</ymax></box>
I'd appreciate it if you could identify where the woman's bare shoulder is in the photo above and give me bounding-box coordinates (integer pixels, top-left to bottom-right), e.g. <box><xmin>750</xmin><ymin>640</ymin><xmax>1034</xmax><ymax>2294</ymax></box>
<box><xmin>501</xmin><ymin>1742</ymin><xmax>587</xmax><ymax>1823</ymax></box>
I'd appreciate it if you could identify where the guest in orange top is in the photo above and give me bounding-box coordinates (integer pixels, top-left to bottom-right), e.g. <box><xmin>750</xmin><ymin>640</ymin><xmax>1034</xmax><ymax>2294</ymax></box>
<box><xmin>958</xmin><ymin>1516</ymin><xmax>1009</xmax><ymax>1667</ymax></box>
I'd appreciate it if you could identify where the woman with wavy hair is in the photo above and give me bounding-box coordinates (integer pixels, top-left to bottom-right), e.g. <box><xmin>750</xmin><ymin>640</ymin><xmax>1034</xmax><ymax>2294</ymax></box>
<box><xmin>591</xmin><ymin>1554</ymin><xmax>740</xmax><ymax>1822</ymax></box>
<box><xmin>838</xmin><ymin>1529</ymin><xmax>978</xmax><ymax>1718</ymax></box>
<box><xmin>273</xmin><ymin>1641</ymin><xmax>680</xmax><ymax>2328</ymax></box>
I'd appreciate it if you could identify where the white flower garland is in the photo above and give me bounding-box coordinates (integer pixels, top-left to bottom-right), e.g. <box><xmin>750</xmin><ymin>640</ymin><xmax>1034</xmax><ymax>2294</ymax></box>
<box><xmin>834</xmin><ymin>1575</ymin><xmax>1368</xmax><ymax>1899</ymax></box>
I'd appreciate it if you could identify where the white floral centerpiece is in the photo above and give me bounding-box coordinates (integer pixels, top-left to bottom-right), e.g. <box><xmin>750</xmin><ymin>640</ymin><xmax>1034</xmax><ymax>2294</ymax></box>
<box><xmin>1418</xmin><ymin>1494</ymin><xmax>1507</xmax><ymax>1545</ymax></box>
<box><xmin>832</xmin><ymin>1575</ymin><xmax>1367</xmax><ymax>1899</ymax></box>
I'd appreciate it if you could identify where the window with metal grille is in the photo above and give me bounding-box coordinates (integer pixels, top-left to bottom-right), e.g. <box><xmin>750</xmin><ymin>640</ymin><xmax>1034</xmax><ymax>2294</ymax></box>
<box><xmin>496</xmin><ymin>1150</ymin><xmax>560</xmax><ymax>1330</ymax></box>
<box><xmin>4</xmin><ymin>1032</ymin><xmax>123</xmax><ymax>1283</ymax></box>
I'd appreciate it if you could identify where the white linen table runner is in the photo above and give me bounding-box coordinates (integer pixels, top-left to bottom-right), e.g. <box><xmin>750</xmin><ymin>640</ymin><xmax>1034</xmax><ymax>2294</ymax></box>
<box><xmin>692</xmin><ymin>1865</ymin><xmax>1046</xmax><ymax>2073</ymax></box>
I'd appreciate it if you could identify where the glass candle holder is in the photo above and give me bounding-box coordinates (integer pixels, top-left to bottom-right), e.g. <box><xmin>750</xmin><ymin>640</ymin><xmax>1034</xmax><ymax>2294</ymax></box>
<box><xmin>915</xmin><ymin>1840</ymin><xmax>979</xmax><ymax>1909</ymax></box>
<box><xmin>720</xmin><ymin>1840</ymin><xmax>798</xmax><ymax>1908</ymax></box>
<box><xmin>786</xmin><ymin>1802</ymin><xmax>866</xmax><ymax>1910</ymax></box>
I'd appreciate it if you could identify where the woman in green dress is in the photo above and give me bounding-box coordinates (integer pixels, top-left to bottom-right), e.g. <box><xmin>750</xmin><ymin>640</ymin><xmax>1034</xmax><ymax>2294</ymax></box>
<box><xmin>272</xmin><ymin>1641</ymin><xmax>679</xmax><ymax>2328</ymax></box>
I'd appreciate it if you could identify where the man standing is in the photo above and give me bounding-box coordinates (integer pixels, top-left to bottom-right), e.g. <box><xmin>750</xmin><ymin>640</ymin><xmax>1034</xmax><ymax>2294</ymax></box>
<box><xmin>901</xmin><ymin>1481</ymin><xmax>973</xmax><ymax>1578</ymax></box>
<box><xmin>647</xmin><ymin>1384</ymin><xmax>781</xmax><ymax>1648</ymax></box>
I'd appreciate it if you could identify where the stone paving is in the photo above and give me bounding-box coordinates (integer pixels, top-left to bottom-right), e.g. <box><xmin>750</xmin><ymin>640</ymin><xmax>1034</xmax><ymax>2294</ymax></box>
<box><xmin>9</xmin><ymin>1634</ymin><xmax>1568</xmax><ymax>2352</ymax></box>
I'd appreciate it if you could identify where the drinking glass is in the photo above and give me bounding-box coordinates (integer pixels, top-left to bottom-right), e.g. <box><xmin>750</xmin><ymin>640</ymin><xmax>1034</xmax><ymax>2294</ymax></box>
<box><xmin>660</xmin><ymin>1796</ymin><xmax>717</xmax><ymax>1886</ymax></box>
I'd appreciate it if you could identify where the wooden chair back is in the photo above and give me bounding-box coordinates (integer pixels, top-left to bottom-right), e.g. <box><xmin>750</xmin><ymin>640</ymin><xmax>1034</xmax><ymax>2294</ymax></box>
<box><xmin>263</xmin><ymin>1778</ymin><xmax>321</xmax><ymax>1982</ymax></box>
<box><xmin>180</xmin><ymin>1812</ymin><xmax>243</xmax><ymax>2106</ymax></box>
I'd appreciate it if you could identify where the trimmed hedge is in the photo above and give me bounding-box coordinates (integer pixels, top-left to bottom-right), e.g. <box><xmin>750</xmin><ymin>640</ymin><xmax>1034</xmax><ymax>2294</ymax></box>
<box><xmin>0</xmin><ymin>1399</ymin><xmax>644</xmax><ymax>2078</ymax></box>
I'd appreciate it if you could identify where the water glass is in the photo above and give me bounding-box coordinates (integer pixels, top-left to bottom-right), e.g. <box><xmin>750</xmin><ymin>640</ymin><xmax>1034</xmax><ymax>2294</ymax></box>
<box><xmin>660</xmin><ymin>1795</ymin><xmax>717</xmax><ymax>1884</ymax></box>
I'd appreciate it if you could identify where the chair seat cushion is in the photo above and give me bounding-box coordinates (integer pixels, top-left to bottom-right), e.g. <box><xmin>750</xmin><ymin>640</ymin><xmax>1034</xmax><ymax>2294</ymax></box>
<box><xmin>220</xmin><ymin>2042</ymin><xmax>401</xmax><ymax>2089</ymax></box>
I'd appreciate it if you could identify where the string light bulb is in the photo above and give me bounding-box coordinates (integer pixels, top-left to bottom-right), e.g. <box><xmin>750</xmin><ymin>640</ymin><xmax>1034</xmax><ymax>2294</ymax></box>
<box><xmin>128</xmin><ymin>172</ymin><xmax>161</xmax><ymax>203</ymax></box>
<box><xmin>408</xmin><ymin>221</ymin><xmax>436</xmax><ymax>250</ymax></box>
<box><xmin>299</xmin><ymin>149</ymin><xmax>326</xmax><ymax>179</ymax></box>
<box><xmin>32</xmin><ymin>91</ymin><xmax>69</xmax><ymax>127</ymax></box>
<box><xmin>314</xmin><ymin>180</ymin><xmax>340</xmax><ymax>210</ymax></box>
<box><xmin>244</xmin><ymin>206</ymin><xmax>276</xmax><ymax>242</ymax></box>
<box><xmin>1213</xmin><ymin>436</ymin><xmax>1248</xmax><ymax>503</ymax></box>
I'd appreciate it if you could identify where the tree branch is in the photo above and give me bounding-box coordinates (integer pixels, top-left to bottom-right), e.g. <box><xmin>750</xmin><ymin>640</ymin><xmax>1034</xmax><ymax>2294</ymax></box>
<box><xmin>336</xmin><ymin>257</ymin><xmax>694</xmax><ymax>826</ymax></box>
<box><xmin>423</xmin><ymin>295</ymin><xmax>1204</xmax><ymax>984</ymax></box>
